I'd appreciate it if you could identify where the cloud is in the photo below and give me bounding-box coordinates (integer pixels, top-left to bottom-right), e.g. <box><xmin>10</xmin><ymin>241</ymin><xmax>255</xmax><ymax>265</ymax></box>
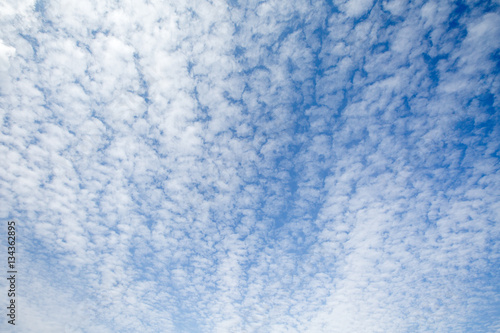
<box><xmin>339</xmin><ymin>0</ymin><xmax>375</xmax><ymax>17</ymax></box>
<box><xmin>0</xmin><ymin>0</ymin><xmax>498</xmax><ymax>332</ymax></box>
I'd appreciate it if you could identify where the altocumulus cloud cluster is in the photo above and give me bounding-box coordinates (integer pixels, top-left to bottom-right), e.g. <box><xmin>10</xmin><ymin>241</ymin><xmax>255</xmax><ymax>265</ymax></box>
<box><xmin>0</xmin><ymin>0</ymin><xmax>499</xmax><ymax>331</ymax></box>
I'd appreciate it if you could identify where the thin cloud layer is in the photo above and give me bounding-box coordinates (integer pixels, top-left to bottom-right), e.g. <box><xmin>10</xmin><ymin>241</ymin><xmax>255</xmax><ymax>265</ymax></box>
<box><xmin>1</xmin><ymin>0</ymin><xmax>499</xmax><ymax>332</ymax></box>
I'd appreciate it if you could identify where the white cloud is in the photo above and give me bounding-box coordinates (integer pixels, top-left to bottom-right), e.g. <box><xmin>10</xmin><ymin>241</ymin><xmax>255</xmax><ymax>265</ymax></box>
<box><xmin>0</xmin><ymin>0</ymin><xmax>498</xmax><ymax>331</ymax></box>
<box><xmin>342</xmin><ymin>0</ymin><xmax>375</xmax><ymax>17</ymax></box>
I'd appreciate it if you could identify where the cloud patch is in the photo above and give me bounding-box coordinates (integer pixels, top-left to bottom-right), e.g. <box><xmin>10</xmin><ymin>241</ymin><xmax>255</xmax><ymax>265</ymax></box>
<box><xmin>0</xmin><ymin>0</ymin><xmax>498</xmax><ymax>332</ymax></box>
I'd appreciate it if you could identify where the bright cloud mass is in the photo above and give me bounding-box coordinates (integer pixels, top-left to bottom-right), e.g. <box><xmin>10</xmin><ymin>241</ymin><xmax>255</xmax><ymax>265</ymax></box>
<box><xmin>0</xmin><ymin>0</ymin><xmax>499</xmax><ymax>332</ymax></box>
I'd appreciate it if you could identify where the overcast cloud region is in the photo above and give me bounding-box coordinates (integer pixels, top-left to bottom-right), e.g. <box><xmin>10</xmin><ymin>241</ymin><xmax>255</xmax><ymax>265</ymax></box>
<box><xmin>0</xmin><ymin>0</ymin><xmax>499</xmax><ymax>332</ymax></box>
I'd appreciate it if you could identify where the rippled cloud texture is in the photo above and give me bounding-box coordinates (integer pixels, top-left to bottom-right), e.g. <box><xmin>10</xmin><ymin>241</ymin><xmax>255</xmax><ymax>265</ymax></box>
<box><xmin>1</xmin><ymin>0</ymin><xmax>499</xmax><ymax>331</ymax></box>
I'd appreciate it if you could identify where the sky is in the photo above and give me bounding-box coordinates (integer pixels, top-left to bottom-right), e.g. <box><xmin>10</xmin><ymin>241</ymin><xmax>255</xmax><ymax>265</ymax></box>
<box><xmin>0</xmin><ymin>0</ymin><xmax>499</xmax><ymax>332</ymax></box>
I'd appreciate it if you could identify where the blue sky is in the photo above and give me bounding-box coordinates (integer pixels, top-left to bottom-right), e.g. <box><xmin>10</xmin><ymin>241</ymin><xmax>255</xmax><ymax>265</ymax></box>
<box><xmin>0</xmin><ymin>0</ymin><xmax>499</xmax><ymax>332</ymax></box>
